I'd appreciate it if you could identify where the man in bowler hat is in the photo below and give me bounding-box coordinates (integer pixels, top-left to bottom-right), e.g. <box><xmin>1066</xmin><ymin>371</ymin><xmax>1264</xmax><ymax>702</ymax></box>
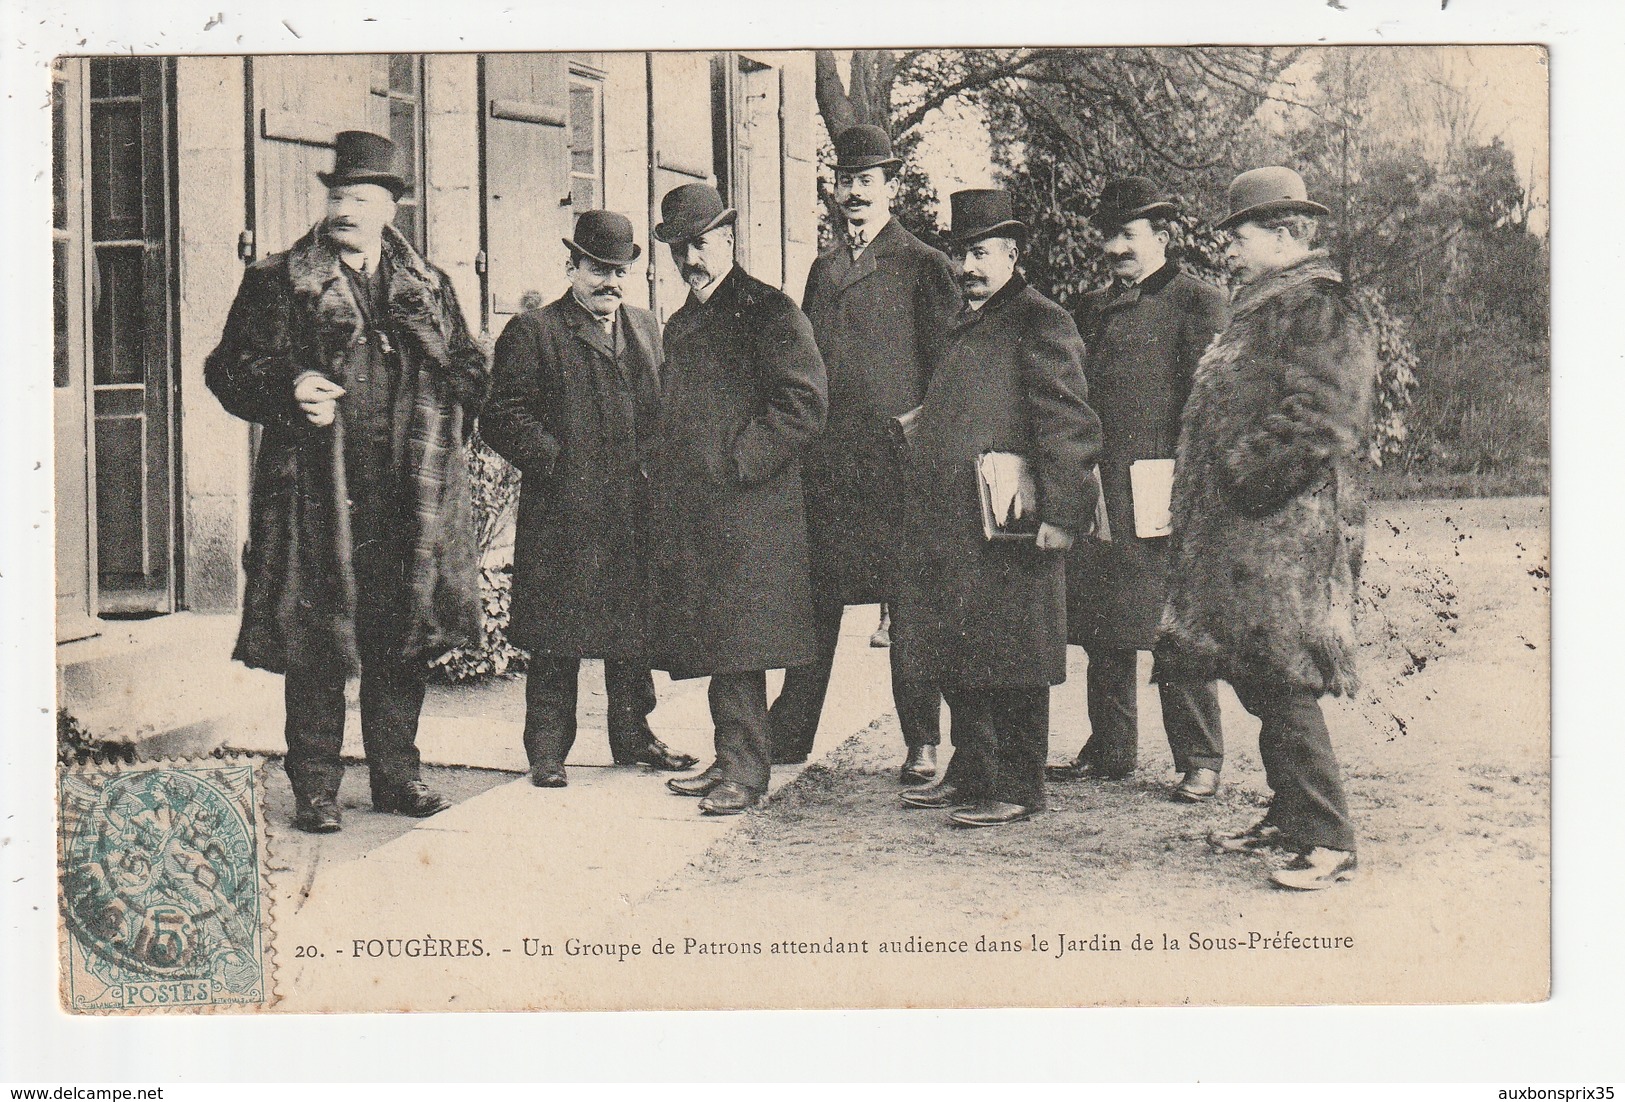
<box><xmin>768</xmin><ymin>124</ymin><xmax>961</xmax><ymax>784</ymax></box>
<box><xmin>482</xmin><ymin>210</ymin><xmax>699</xmax><ymax>788</ymax></box>
<box><xmin>1048</xmin><ymin>177</ymin><xmax>1229</xmax><ymax>802</ymax></box>
<box><xmin>1158</xmin><ymin>167</ymin><xmax>1375</xmax><ymax>889</ymax></box>
<box><xmin>892</xmin><ymin>190</ymin><xmax>1101</xmax><ymax>827</ymax></box>
<box><xmin>205</xmin><ymin>131</ymin><xmax>489</xmax><ymax>832</ymax></box>
<box><xmin>645</xmin><ymin>184</ymin><xmax>828</xmax><ymax>815</ymax></box>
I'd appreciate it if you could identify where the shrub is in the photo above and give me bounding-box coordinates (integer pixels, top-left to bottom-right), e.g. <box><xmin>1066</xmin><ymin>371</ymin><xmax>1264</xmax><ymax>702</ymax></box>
<box><xmin>428</xmin><ymin>435</ymin><xmax>529</xmax><ymax>682</ymax></box>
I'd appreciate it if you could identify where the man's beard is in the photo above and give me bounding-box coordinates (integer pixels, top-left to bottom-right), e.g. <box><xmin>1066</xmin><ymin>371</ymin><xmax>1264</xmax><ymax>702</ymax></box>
<box><xmin>682</xmin><ymin>264</ymin><xmax>712</xmax><ymax>287</ymax></box>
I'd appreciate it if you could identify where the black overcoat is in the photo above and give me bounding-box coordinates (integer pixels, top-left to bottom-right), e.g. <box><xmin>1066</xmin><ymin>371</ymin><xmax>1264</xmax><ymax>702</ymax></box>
<box><xmin>1067</xmin><ymin>262</ymin><xmax>1228</xmax><ymax>650</ymax></box>
<box><xmin>646</xmin><ymin>266</ymin><xmax>829</xmax><ymax>679</ymax></box>
<box><xmin>892</xmin><ymin>276</ymin><xmax>1102</xmax><ymax>689</ymax></box>
<box><xmin>799</xmin><ymin>218</ymin><xmax>962</xmax><ymax>603</ymax></box>
<box><xmin>483</xmin><ymin>293</ymin><xmax>662</xmax><ymax>659</ymax></box>
<box><xmin>204</xmin><ymin>224</ymin><xmax>489</xmax><ymax>675</ymax></box>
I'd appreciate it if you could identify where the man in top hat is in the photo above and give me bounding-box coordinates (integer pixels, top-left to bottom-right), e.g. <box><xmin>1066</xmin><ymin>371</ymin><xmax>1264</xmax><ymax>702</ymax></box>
<box><xmin>1157</xmin><ymin>166</ymin><xmax>1376</xmax><ymax>890</ymax></box>
<box><xmin>767</xmin><ymin>124</ymin><xmax>962</xmax><ymax>784</ymax></box>
<box><xmin>1047</xmin><ymin>177</ymin><xmax>1229</xmax><ymax>802</ymax></box>
<box><xmin>205</xmin><ymin>131</ymin><xmax>488</xmax><ymax>833</ymax></box>
<box><xmin>482</xmin><ymin>210</ymin><xmax>699</xmax><ymax>788</ymax></box>
<box><xmin>645</xmin><ymin>183</ymin><xmax>828</xmax><ymax>815</ymax></box>
<box><xmin>892</xmin><ymin>190</ymin><xmax>1101</xmax><ymax>827</ymax></box>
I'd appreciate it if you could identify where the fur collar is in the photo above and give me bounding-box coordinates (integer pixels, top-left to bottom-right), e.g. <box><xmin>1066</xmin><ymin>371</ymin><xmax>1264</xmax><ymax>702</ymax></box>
<box><xmin>1230</xmin><ymin>250</ymin><xmax>1342</xmax><ymax>321</ymax></box>
<box><xmin>285</xmin><ymin>222</ymin><xmax>453</xmax><ymax>372</ymax></box>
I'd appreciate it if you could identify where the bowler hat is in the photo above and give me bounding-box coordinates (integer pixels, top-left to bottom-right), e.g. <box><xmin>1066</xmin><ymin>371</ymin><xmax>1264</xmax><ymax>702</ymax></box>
<box><xmin>318</xmin><ymin>130</ymin><xmax>407</xmax><ymax>200</ymax></box>
<box><xmin>563</xmin><ymin>210</ymin><xmax>642</xmax><ymax>265</ymax></box>
<box><xmin>1218</xmin><ymin>166</ymin><xmax>1329</xmax><ymax>230</ymax></box>
<box><xmin>1093</xmin><ymin>176</ymin><xmax>1177</xmax><ymax>232</ymax></box>
<box><xmin>833</xmin><ymin>124</ymin><xmax>902</xmax><ymax>173</ymax></box>
<box><xmin>653</xmin><ymin>183</ymin><xmax>738</xmax><ymax>245</ymax></box>
<box><xmin>947</xmin><ymin>189</ymin><xmax>1026</xmax><ymax>245</ymax></box>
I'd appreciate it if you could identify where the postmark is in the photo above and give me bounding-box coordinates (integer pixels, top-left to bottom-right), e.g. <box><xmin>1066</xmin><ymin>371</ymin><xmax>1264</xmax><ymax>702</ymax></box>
<box><xmin>58</xmin><ymin>760</ymin><xmax>272</xmax><ymax>1013</ymax></box>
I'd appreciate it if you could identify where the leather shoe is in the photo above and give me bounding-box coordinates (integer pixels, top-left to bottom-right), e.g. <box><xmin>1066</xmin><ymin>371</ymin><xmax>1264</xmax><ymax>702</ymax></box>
<box><xmin>666</xmin><ymin>764</ymin><xmax>724</xmax><ymax>797</ymax></box>
<box><xmin>294</xmin><ymin>797</ymin><xmax>342</xmax><ymax>834</ymax></box>
<box><xmin>1044</xmin><ymin>759</ymin><xmax>1130</xmax><ymax>783</ymax></box>
<box><xmin>1174</xmin><ymin>767</ymin><xmax>1220</xmax><ymax>802</ymax></box>
<box><xmin>617</xmin><ymin>740</ymin><xmax>699</xmax><ymax>772</ymax></box>
<box><xmin>900</xmin><ymin>744</ymin><xmax>938</xmax><ymax>785</ymax></box>
<box><xmin>374</xmin><ymin>779</ymin><xmax>451</xmax><ymax>818</ymax></box>
<box><xmin>1270</xmin><ymin>847</ymin><xmax>1358</xmax><ymax>890</ymax></box>
<box><xmin>698</xmin><ymin>781</ymin><xmax>764</xmax><ymax>816</ymax></box>
<box><xmin>1209</xmin><ymin>819</ymin><xmax>1286</xmax><ymax>855</ymax></box>
<box><xmin>900</xmin><ymin>782</ymin><xmax>962</xmax><ymax>809</ymax></box>
<box><xmin>530</xmin><ymin>764</ymin><xmax>568</xmax><ymax>788</ymax></box>
<box><xmin>949</xmin><ymin>800</ymin><xmax>1034</xmax><ymax>827</ymax></box>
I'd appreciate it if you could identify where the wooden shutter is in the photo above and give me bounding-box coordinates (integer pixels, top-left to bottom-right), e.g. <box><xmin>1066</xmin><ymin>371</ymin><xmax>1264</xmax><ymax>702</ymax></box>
<box><xmin>482</xmin><ymin>53</ymin><xmax>571</xmax><ymax>325</ymax></box>
<box><xmin>646</xmin><ymin>52</ymin><xmax>715</xmax><ymax>321</ymax></box>
<box><xmin>249</xmin><ymin>55</ymin><xmax>376</xmax><ymax>257</ymax></box>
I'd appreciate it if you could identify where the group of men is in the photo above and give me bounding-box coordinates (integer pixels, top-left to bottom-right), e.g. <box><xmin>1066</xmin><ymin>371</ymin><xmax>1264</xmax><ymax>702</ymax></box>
<box><xmin>206</xmin><ymin>125</ymin><xmax>1375</xmax><ymax>892</ymax></box>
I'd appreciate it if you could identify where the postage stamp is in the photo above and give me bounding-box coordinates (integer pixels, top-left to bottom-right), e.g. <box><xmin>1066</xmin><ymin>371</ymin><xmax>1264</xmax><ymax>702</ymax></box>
<box><xmin>57</xmin><ymin>759</ymin><xmax>272</xmax><ymax>1013</ymax></box>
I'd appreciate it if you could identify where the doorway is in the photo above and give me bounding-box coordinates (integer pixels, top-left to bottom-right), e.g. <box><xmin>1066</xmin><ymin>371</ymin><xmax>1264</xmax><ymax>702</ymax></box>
<box><xmin>86</xmin><ymin>56</ymin><xmax>180</xmax><ymax>617</ymax></box>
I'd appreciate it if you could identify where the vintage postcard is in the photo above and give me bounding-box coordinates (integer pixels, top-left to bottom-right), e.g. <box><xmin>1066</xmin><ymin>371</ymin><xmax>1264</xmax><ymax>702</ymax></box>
<box><xmin>44</xmin><ymin>42</ymin><xmax>1549</xmax><ymax>1015</ymax></box>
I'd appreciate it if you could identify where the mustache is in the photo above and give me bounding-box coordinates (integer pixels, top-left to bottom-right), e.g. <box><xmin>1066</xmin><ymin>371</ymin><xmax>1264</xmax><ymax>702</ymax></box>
<box><xmin>592</xmin><ymin>286</ymin><xmax>622</xmax><ymax>296</ymax></box>
<box><xmin>842</xmin><ymin>197</ymin><xmax>870</xmax><ymax>207</ymax></box>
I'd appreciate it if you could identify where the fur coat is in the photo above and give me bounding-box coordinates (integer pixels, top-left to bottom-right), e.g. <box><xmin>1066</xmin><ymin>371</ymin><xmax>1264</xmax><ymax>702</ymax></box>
<box><xmin>204</xmin><ymin>223</ymin><xmax>489</xmax><ymax>675</ymax></box>
<box><xmin>1155</xmin><ymin>253</ymin><xmax>1376</xmax><ymax>696</ymax></box>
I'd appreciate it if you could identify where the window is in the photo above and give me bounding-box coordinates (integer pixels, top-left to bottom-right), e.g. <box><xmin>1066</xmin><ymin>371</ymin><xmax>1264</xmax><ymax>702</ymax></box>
<box><xmin>372</xmin><ymin>54</ymin><xmax>426</xmax><ymax>250</ymax></box>
<box><xmin>568</xmin><ymin>73</ymin><xmax>603</xmax><ymax>212</ymax></box>
<box><xmin>52</xmin><ymin>61</ymin><xmax>71</xmax><ymax>388</ymax></box>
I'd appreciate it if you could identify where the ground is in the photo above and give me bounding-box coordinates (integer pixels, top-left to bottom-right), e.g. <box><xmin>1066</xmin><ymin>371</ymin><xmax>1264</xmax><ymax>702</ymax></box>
<box><xmin>261</xmin><ymin>496</ymin><xmax>1548</xmax><ymax>1012</ymax></box>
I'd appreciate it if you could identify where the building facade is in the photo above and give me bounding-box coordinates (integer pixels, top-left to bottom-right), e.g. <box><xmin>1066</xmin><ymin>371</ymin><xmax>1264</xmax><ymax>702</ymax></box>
<box><xmin>52</xmin><ymin>51</ymin><xmax>822</xmax><ymax>642</ymax></box>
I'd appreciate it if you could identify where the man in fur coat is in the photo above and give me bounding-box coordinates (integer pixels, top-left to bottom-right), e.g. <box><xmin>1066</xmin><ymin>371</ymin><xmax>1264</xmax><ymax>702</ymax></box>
<box><xmin>205</xmin><ymin>132</ymin><xmax>488</xmax><ymax>834</ymax></box>
<box><xmin>1155</xmin><ymin>167</ymin><xmax>1377</xmax><ymax>890</ymax></box>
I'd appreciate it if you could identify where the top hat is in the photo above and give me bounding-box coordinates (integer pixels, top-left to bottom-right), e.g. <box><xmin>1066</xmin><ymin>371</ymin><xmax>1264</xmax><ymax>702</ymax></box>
<box><xmin>833</xmin><ymin>124</ymin><xmax>902</xmax><ymax>173</ymax></box>
<box><xmin>563</xmin><ymin>210</ymin><xmax>642</xmax><ymax>265</ymax></box>
<box><xmin>1218</xmin><ymin>166</ymin><xmax>1329</xmax><ymax>230</ymax></box>
<box><xmin>1093</xmin><ymin>176</ymin><xmax>1178</xmax><ymax>232</ymax></box>
<box><xmin>947</xmin><ymin>189</ymin><xmax>1026</xmax><ymax>245</ymax></box>
<box><xmin>318</xmin><ymin>130</ymin><xmax>407</xmax><ymax>200</ymax></box>
<box><xmin>653</xmin><ymin>183</ymin><xmax>738</xmax><ymax>245</ymax></box>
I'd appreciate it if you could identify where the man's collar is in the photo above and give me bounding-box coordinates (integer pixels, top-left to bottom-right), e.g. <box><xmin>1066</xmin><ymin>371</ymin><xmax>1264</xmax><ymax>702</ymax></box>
<box><xmin>691</xmin><ymin>261</ymin><xmax>735</xmax><ymax>304</ymax></box>
<box><xmin>1113</xmin><ymin>260</ymin><xmax>1178</xmax><ymax>295</ymax></box>
<box><xmin>848</xmin><ymin>212</ymin><xmax>892</xmax><ymax>248</ymax></box>
<box><xmin>569</xmin><ymin>287</ymin><xmax>616</xmax><ymax>322</ymax></box>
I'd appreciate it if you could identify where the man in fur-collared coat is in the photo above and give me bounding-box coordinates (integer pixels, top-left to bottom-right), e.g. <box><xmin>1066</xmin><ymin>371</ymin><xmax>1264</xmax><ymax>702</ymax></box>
<box><xmin>1155</xmin><ymin>167</ymin><xmax>1377</xmax><ymax>891</ymax></box>
<box><xmin>205</xmin><ymin>132</ymin><xmax>488</xmax><ymax>834</ymax></box>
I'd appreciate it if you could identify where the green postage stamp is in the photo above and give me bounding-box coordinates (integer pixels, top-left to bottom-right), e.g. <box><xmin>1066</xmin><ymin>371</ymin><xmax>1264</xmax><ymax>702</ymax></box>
<box><xmin>58</xmin><ymin>760</ymin><xmax>271</xmax><ymax>1013</ymax></box>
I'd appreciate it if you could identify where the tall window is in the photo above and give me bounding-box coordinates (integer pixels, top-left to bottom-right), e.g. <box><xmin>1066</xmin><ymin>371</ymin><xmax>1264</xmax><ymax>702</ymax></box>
<box><xmin>52</xmin><ymin>60</ymin><xmax>72</xmax><ymax>388</ymax></box>
<box><xmin>568</xmin><ymin>72</ymin><xmax>603</xmax><ymax>212</ymax></box>
<box><xmin>372</xmin><ymin>54</ymin><xmax>426</xmax><ymax>250</ymax></box>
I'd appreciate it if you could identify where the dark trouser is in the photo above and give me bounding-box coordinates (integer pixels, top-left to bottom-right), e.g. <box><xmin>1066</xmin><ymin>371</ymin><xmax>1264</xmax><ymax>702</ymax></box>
<box><xmin>283</xmin><ymin>520</ymin><xmax>426</xmax><ymax>806</ymax></box>
<box><xmin>709</xmin><ymin>670</ymin><xmax>772</xmax><ymax>795</ymax></box>
<box><xmin>1230</xmin><ymin>680</ymin><xmax>1356</xmax><ymax>854</ymax></box>
<box><xmin>522</xmin><ymin>657</ymin><xmax>657</xmax><ymax>770</ymax></box>
<box><xmin>769</xmin><ymin>588</ymin><xmax>941</xmax><ymax>759</ymax></box>
<box><xmin>1077</xmin><ymin>646</ymin><xmax>1223</xmax><ymax>776</ymax></box>
<box><xmin>940</xmin><ymin>686</ymin><xmax>1049</xmax><ymax>810</ymax></box>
